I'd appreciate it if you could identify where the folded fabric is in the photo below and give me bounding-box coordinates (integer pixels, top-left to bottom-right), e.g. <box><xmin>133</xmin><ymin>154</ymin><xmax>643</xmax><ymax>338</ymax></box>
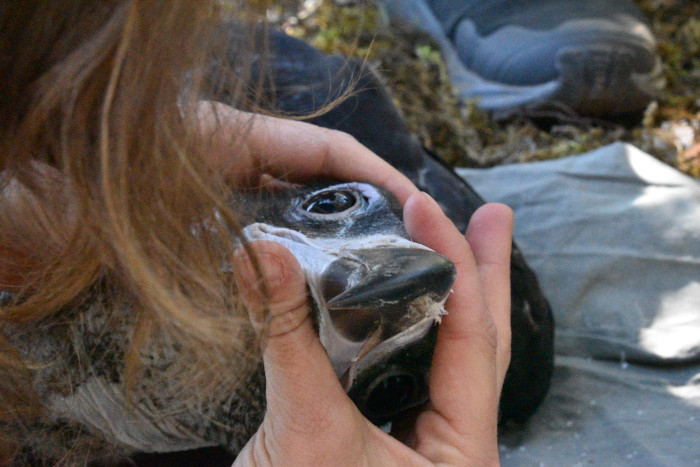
<box><xmin>457</xmin><ymin>143</ymin><xmax>700</xmax><ymax>363</ymax></box>
<box><xmin>498</xmin><ymin>356</ymin><xmax>700</xmax><ymax>465</ymax></box>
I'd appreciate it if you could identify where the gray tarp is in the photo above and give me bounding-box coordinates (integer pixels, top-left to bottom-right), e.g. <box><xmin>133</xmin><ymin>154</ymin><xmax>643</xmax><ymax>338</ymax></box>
<box><xmin>457</xmin><ymin>143</ymin><xmax>700</xmax><ymax>465</ymax></box>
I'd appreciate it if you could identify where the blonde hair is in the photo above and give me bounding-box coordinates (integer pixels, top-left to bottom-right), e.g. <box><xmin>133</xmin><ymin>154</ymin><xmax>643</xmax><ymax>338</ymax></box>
<box><xmin>0</xmin><ymin>1</ymin><xmax>273</xmax><ymax>461</ymax></box>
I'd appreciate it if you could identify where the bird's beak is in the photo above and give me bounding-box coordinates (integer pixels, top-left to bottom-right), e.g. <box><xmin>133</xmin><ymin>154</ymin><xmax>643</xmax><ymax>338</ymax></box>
<box><xmin>317</xmin><ymin>247</ymin><xmax>456</xmax><ymax>420</ymax></box>
<box><xmin>239</xmin><ymin>222</ymin><xmax>456</xmax><ymax>421</ymax></box>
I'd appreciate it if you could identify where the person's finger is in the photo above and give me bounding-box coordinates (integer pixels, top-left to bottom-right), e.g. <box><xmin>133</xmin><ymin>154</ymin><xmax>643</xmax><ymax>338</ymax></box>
<box><xmin>403</xmin><ymin>193</ymin><xmax>505</xmax><ymax>462</ymax></box>
<box><xmin>232</xmin><ymin>241</ymin><xmax>359</xmax><ymax>446</ymax></box>
<box><xmin>196</xmin><ymin>100</ymin><xmax>420</xmax><ymax>204</ymax></box>
<box><xmin>465</xmin><ymin>203</ymin><xmax>513</xmax><ymax>388</ymax></box>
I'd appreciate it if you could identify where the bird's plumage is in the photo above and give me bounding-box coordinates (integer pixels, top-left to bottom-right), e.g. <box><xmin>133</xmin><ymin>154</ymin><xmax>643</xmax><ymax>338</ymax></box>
<box><xmin>2</xmin><ymin>27</ymin><xmax>555</xmax><ymax>466</ymax></box>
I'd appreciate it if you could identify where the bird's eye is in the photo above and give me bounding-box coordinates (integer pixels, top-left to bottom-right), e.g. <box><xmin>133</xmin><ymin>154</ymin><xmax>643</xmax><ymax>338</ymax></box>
<box><xmin>302</xmin><ymin>190</ymin><xmax>358</xmax><ymax>215</ymax></box>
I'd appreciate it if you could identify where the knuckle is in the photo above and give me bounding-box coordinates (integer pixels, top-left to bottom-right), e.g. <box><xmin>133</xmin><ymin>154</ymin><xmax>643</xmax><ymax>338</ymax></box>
<box><xmin>265</xmin><ymin>298</ymin><xmax>310</xmax><ymax>339</ymax></box>
<box><xmin>322</xmin><ymin>128</ymin><xmax>359</xmax><ymax>155</ymax></box>
<box><xmin>325</xmin><ymin>127</ymin><xmax>357</xmax><ymax>144</ymax></box>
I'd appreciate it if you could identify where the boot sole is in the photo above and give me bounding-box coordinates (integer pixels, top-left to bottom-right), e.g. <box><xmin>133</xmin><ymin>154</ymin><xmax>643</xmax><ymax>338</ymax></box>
<box><xmin>380</xmin><ymin>0</ymin><xmax>660</xmax><ymax>119</ymax></box>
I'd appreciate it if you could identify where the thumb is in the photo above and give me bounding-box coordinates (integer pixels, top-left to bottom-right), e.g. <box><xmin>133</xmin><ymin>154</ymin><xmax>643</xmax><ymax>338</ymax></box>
<box><xmin>232</xmin><ymin>241</ymin><xmax>352</xmax><ymax>423</ymax></box>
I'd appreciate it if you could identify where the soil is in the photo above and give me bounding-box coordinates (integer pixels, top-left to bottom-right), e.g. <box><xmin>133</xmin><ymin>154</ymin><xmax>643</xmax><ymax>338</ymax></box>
<box><xmin>268</xmin><ymin>0</ymin><xmax>700</xmax><ymax>176</ymax></box>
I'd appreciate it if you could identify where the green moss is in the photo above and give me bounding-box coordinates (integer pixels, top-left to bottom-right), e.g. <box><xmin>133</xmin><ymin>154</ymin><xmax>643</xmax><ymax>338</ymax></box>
<box><xmin>269</xmin><ymin>0</ymin><xmax>698</xmax><ymax>177</ymax></box>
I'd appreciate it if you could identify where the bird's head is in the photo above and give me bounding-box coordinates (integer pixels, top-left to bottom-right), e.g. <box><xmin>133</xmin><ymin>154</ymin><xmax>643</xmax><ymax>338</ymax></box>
<box><xmin>237</xmin><ymin>182</ymin><xmax>456</xmax><ymax>421</ymax></box>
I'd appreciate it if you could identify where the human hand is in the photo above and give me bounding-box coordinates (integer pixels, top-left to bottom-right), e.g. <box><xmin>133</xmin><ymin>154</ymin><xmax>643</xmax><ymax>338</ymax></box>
<box><xmin>196</xmin><ymin>100</ymin><xmax>420</xmax><ymax>205</ymax></box>
<box><xmin>231</xmin><ymin>193</ymin><xmax>513</xmax><ymax>466</ymax></box>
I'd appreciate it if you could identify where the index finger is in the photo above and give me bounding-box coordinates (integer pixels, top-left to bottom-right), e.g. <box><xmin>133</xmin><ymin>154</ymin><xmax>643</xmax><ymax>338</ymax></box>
<box><xmin>197</xmin><ymin>101</ymin><xmax>420</xmax><ymax>205</ymax></box>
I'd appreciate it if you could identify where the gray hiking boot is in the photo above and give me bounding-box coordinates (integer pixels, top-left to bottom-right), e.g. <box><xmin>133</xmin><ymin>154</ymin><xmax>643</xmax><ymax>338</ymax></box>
<box><xmin>381</xmin><ymin>0</ymin><xmax>661</xmax><ymax>119</ymax></box>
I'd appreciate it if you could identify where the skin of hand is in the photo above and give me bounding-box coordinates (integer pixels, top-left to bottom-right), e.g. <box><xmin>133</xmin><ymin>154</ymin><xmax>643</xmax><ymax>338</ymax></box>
<box><xmin>196</xmin><ymin>100</ymin><xmax>420</xmax><ymax>204</ymax></box>
<box><xmin>231</xmin><ymin>194</ymin><xmax>513</xmax><ymax>466</ymax></box>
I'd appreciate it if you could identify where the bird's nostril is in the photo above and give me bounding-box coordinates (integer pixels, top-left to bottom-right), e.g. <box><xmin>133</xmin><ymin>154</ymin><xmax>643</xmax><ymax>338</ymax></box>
<box><xmin>321</xmin><ymin>258</ymin><xmax>382</xmax><ymax>341</ymax></box>
<box><xmin>320</xmin><ymin>257</ymin><xmax>362</xmax><ymax>303</ymax></box>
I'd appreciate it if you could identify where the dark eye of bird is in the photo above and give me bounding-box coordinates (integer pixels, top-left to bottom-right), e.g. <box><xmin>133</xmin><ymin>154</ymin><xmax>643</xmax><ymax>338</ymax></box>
<box><xmin>302</xmin><ymin>190</ymin><xmax>357</xmax><ymax>215</ymax></box>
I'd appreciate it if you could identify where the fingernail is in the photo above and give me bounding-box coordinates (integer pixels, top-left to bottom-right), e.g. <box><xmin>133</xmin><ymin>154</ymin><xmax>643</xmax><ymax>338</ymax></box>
<box><xmin>259</xmin><ymin>253</ymin><xmax>285</xmax><ymax>287</ymax></box>
<box><xmin>234</xmin><ymin>250</ymin><xmax>286</xmax><ymax>291</ymax></box>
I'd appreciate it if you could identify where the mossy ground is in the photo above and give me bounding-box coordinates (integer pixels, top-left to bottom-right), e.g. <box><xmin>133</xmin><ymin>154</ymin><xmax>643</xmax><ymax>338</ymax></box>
<box><xmin>269</xmin><ymin>0</ymin><xmax>699</xmax><ymax>176</ymax></box>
